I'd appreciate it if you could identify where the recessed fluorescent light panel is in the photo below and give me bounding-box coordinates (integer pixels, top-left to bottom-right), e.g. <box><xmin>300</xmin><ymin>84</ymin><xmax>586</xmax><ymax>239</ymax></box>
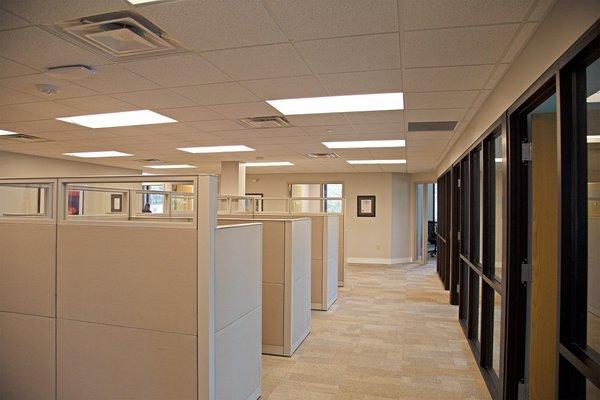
<box><xmin>57</xmin><ymin>110</ymin><xmax>177</xmax><ymax>128</ymax></box>
<box><xmin>495</xmin><ymin>157</ymin><xmax>503</xmax><ymax>163</ymax></box>
<box><xmin>145</xmin><ymin>164</ymin><xmax>197</xmax><ymax>169</ymax></box>
<box><xmin>244</xmin><ymin>161</ymin><xmax>294</xmax><ymax>167</ymax></box>
<box><xmin>587</xmin><ymin>90</ymin><xmax>600</xmax><ymax>103</ymax></box>
<box><xmin>0</xmin><ymin>129</ymin><xmax>19</xmax><ymax>136</ymax></box>
<box><xmin>347</xmin><ymin>159</ymin><xmax>406</xmax><ymax>165</ymax></box>
<box><xmin>127</xmin><ymin>0</ymin><xmax>163</xmax><ymax>4</ymax></box>
<box><xmin>63</xmin><ymin>151</ymin><xmax>132</xmax><ymax>158</ymax></box>
<box><xmin>177</xmin><ymin>145</ymin><xmax>255</xmax><ymax>154</ymax></box>
<box><xmin>588</xmin><ymin>135</ymin><xmax>600</xmax><ymax>143</ymax></box>
<box><xmin>267</xmin><ymin>93</ymin><xmax>404</xmax><ymax>115</ymax></box>
<box><xmin>323</xmin><ymin>140</ymin><xmax>405</xmax><ymax>149</ymax></box>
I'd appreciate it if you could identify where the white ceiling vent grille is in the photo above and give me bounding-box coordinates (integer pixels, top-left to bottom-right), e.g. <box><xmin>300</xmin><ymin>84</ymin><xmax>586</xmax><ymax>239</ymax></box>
<box><xmin>240</xmin><ymin>116</ymin><xmax>290</xmax><ymax>128</ymax></box>
<box><xmin>54</xmin><ymin>11</ymin><xmax>181</xmax><ymax>60</ymax></box>
<box><xmin>306</xmin><ymin>152</ymin><xmax>339</xmax><ymax>159</ymax></box>
<box><xmin>1</xmin><ymin>134</ymin><xmax>48</xmax><ymax>143</ymax></box>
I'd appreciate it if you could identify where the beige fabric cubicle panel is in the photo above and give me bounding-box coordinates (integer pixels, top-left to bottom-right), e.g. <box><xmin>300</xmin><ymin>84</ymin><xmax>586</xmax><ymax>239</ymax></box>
<box><xmin>218</xmin><ymin>217</ymin><xmax>311</xmax><ymax>356</ymax></box>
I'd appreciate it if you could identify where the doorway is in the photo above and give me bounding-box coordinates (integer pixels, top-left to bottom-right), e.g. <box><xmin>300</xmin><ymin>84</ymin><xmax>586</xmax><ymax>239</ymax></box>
<box><xmin>414</xmin><ymin>182</ymin><xmax>437</xmax><ymax>264</ymax></box>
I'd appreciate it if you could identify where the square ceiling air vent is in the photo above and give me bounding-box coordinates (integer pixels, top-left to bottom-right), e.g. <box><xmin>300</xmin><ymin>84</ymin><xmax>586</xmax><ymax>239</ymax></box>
<box><xmin>53</xmin><ymin>11</ymin><xmax>181</xmax><ymax>60</ymax></box>
<box><xmin>240</xmin><ymin>116</ymin><xmax>290</xmax><ymax>128</ymax></box>
<box><xmin>407</xmin><ymin>121</ymin><xmax>458</xmax><ymax>132</ymax></box>
<box><xmin>1</xmin><ymin>134</ymin><xmax>48</xmax><ymax>143</ymax></box>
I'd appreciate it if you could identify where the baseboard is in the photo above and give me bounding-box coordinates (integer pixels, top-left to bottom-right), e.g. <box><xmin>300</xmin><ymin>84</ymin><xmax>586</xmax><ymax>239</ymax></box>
<box><xmin>337</xmin><ymin>280</ymin><xmax>344</xmax><ymax>287</ymax></box>
<box><xmin>347</xmin><ymin>257</ymin><xmax>412</xmax><ymax>265</ymax></box>
<box><xmin>262</xmin><ymin>345</ymin><xmax>284</xmax><ymax>356</ymax></box>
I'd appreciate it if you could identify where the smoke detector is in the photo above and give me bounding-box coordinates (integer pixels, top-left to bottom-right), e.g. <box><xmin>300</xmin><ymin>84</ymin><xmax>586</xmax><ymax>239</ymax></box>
<box><xmin>240</xmin><ymin>116</ymin><xmax>290</xmax><ymax>128</ymax></box>
<box><xmin>53</xmin><ymin>11</ymin><xmax>181</xmax><ymax>60</ymax></box>
<box><xmin>306</xmin><ymin>152</ymin><xmax>339</xmax><ymax>159</ymax></box>
<box><xmin>36</xmin><ymin>83</ymin><xmax>58</xmax><ymax>96</ymax></box>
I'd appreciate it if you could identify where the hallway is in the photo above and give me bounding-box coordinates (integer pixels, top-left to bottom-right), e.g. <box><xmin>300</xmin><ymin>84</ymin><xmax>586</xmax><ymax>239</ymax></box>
<box><xmin>262</xmin><ymin>262</ymin><xmax>490</xmax><ymax>399</ymax></box>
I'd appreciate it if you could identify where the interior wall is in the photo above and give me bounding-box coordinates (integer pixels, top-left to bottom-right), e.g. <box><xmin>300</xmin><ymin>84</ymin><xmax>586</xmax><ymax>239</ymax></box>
<box><xmin>0</xmin><ymin>151</ymin><xmax>139</xmax><ymax>178</ymax></box>
<box><xmin>245</xmin><ymin>172</ymin><xmax>411</xmax><ymax>264</ymax></box>
<box><xmin>436</xmin><ymin>0</ymin><xmax>600</xmax><ymax>176</ymax></box>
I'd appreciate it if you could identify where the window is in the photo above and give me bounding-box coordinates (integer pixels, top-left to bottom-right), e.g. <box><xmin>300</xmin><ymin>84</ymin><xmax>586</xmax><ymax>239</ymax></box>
<box><xmin>142</xmin><ymin>184</ymin><xmax>165</xmax><ymax>214</ymax></box>
<box><xmin>289</xmin><ymin>182</ymin><xmax>344</xmax><ymax>213</ymax></box>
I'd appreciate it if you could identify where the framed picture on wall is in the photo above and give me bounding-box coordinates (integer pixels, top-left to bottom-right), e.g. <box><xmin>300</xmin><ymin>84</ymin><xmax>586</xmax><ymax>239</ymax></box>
<box><xmin>110</xmin><ymin>194</ymin><xmax>123</xmax><ymax>213</ymax></box>
<box><xmin>357</xmin><ymin>195</ymin><xmax>376</xmax><ymax>217</ymax></box>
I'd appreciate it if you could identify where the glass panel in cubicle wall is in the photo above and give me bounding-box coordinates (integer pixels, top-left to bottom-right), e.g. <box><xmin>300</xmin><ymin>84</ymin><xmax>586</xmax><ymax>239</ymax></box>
<box><xmin>0</xmin><ymin>182</ymin><xmax>53</xmax><ymax>218</ymax></box>
<box><xmin>63</xmin><ymin>179</ymin><xmax>195</xmax><ymax>222</ymax></box>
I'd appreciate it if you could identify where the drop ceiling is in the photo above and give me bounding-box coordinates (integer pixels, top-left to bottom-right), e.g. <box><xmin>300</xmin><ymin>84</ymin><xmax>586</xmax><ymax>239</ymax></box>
<box><xmin>0</xmin><ymin>0</ymin><xmax>555</xmax><ymax>173</ymax></box>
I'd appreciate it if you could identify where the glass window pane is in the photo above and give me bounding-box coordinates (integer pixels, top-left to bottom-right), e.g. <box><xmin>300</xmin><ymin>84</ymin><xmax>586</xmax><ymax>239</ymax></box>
<box><xmin>477</xmin><ymin>275</ymin><xmax>483</xmax><ymax>343</ymax></box>
<box><xmin>492</xmin><ymin>290</ymin><xmax>502</xmax><ymax>378</ymax></box>
<box><xmin>493</xmin><ymin>134</ymin><xmax>504</xmax><ymax>281</ymax></box>
<box><xmin>461</xmin><ymin>159</ymin><xmax>470</xmax><ymax>255</ymax></box>
<box><xmin>586</xmin><ymin>57</ymin><xmax>600</xmax><ymax>355</ymax></box>
<box><xmin>460</xmin><ymin>261</ymin><xmax>469</xmax><ymax>321</ymax></box>
<box><xmin>472</xmin><ymin>150</ymin><xmax>482</xmax><ymax>264</ymax></box>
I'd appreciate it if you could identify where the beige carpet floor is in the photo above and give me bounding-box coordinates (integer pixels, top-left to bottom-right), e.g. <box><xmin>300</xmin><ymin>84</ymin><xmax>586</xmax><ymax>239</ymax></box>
<box><xmin>261</xmin><ymin>261</ymin><xmax>491</xmax><ymax>400</ymax></box>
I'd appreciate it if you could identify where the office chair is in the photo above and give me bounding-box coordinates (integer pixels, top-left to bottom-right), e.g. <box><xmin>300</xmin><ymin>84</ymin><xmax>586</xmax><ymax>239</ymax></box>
<box><xmin>427</xmin><ymin>221</ymin><xmax>437</xmax><ymax>257</ymax></box>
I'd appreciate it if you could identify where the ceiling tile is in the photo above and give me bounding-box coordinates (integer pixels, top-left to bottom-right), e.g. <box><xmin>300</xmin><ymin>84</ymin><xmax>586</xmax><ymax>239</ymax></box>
<box><xmin>157</xmin><ymin>106</ymin><xmax>223</xmax><ymax>122</ymax></box>
<box><xmin>12</xmin><ymin>101</ymin><xmax>84</xmax><ymax>118</ymax></box>
<box><xmin>0</xmin><ymin>26</ymin><xmax>108</xmax><ymax>70</ymax></box>
<box><xmin>0</xmin><ymin>86</ymin><xmax>40</xmax><ymax>105</ymax></box>
<box><xmin>112</xmin><ymin>89</ymin><xmax>195</xmax><ymax>109</ymax></box>
<box><xmin>0</xmin><ymin>8</ymin><xmax>30</xmax><ymax>30</ymax></box>
<box><xmin>286</xmin><ymin>113</ymin><xmax>348</xmax><ymax>126</ymax></box>
<box><xmin>351</xmin><ymin>122</ymin><xmax>405</xmax><ymax>134</ymax></box>
<box><xmin>484</xmin><ymin>64</ymin><xmax>510</xmax><ymax>89</ymax></box>
<box><xmin>0</xmin><ymin>56</ymin><xmax>38</xmax><ymax>78</ymax></box>
<box><xmin>203</xmin><ymin>43</ymin><xmax>311</xmax><ymax>81</ymax></box>
<box><xmin>241</xmin><ymin>76</ymin><xmax>327</xmax><ymax>100</ymax></box>
<box><xmin>346</xmin><ymin>110</ymin><xmax>404</xmax><ymax>125</ymax></box>
<box><xmin>295</xmin><ymin>33</ymin><xmax>400</xmax><ymax>73</ymax></box>
<box><xmin>403</xmin><ymin>65</ymin><xmax>494</xmax><ymax>92</ymax></box>
<box><xmin>139</xmin><ymin>0</ymin><xmax>287</xmax><ymax>51</ymax></box>
<box><xmin>173</xmin><ymin>82</ymin><xmax>258</xmax><ymax>105</ymax></box>
<box><xmin>502</xmin><ymin>22</ymin><xmax>538</xmax><ymax>63</ymax></box>
<box><xmin>257</xmin><ymin>127</ymin><xmax>307</xmax><ymax>138</ymax></box>
<box><xmin>471</xmin><ymin>90</ymin><xmax>492</xmax><ymax>109</ymax></box>
<box><xmin>264</xmin><ymin>0</ymin><xmax>398</xmax><ymax>40</ymax></box>
<box><xmin>405</xmin><ymin>108</ymin><xmax>467</xmax><ymax>122</ymax></box>
<box><xmin>405</xmin><ymin>90</ymin><xmax>479</xmax><ymax>109</ymax></box>
<box><xmin>74</xmin><ymin>64</ymin><xmax>159</xmax><ymax>94</ymax></box>
<box><xmin>1</xmin><ymin>0</ymin><xmax>130</xmax><ymax>24</ymax></box>
<box><xmin>407</xmin><ymin>131</ymin><xmax>453</xmax><ymax>141</ymax></box>
<box><xmin>319</xmin><ymin>69</ymin><xmax>403</xmax><ymax>95</ymax></box>
<box><xmin>301</xmin><ymin>125</ymin><xmax>355</xmax><ymax>136</ymax></box>
<box><xmin>208</xmin><ymin>102</ymin><xmax>280</xmax><ymax>119</ymax></box>
<box><xmin>0</xmin><ymin>105</ymin><xmax>43</xmax><ymax>122</ymax></box>
<box><xmin>402</xmin><ymin>0</ymin><xmax>534</xmax><ymax>30</ymax></box>
<box><xmin>120</xmin><ymin>53</ymin><xmax>231</xmax><ymax>87</ymax></box>
<box><xmin>404</xmin><ymin>24</ymin><xmax>519</xmax><ymax>68</ymax></box>
<box><xmin>0</xmin><ymin>118</ymin><xmax>81</xmax><ymax>133</ymax></box>
<box><xmin>0</xmin><ymin>73</ymin><xmax>99</xmax><ymax>100</ymax></box>
<box><xmin>186</xmin><ymin>120</ymin><xmax>246</xmax><ymax>132</ymax></box>
<box><xmin>213</xmin><ymin>129</ymin><xmax>263</xmax><ymax>139</ymax></box>
<box><xmin>56</xmin><ymin>95</ymin><xmax>139</xmax><ymax>114</ymax></box>
<box><xmin>528</xmin><ymin>0</ymin><xmax>556</xmax><ymax>21</ymax></box>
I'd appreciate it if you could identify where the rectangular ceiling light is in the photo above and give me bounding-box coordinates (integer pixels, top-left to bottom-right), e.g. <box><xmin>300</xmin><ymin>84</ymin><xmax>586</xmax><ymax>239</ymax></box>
<box><xmin>57</xmin><ymin>110</ymin><xmax>177</xmax><ymax>128</ymax></box>
<box><xmin>588</xmin><ymin>135</ymin><xmax>600</xmax><ymax>143</ymax></box>
<box><xmin>347</xmin><ymin>159</ymin><xmax>406</xmax><ymax>165</ymax></box>
<box><xmin>244</xmin><ymin>161</ymin><xmax>294</xmax><ymax>167</ymax></box>
<box><xmin>495</xmin><ymin>157</ymin><xmax>503</xmax><ymax>163</ymax></box>
<box><xmin>63</xmin><ymin>151</ymin><xmax>132</xmax><ymax>158</ymax></box>
<box><xmin>0</xmin><ymin>129</ymin><xmax>20</xmax><ymax>136</ymax></box>
<box><xmin>177</xmin><ymin>145</ymin><xmax>255</xmax><ymax>154</ymax></box>
<box><xmin>323</xmin><ymin>139</ymin><xmax>405</xmax><ymax>149</ymax></box>
<box><xmin>267</xmin><ymin>93</ymin><xmax>404</xmax><ymax>115</ymax></box>
<box><xmin>145</xmin><ymin>164</ymin><xmax>197</xmax><ymax>169</ymax></box>
<box><xmin>587</xmin><ymin>90</ymin><xmax>600</xmax><ymax>102</ymax></box>
<box><xmin>127</xmin><ymin>0</ymin><xmax>163</xmax><ymax>4</ymax></box>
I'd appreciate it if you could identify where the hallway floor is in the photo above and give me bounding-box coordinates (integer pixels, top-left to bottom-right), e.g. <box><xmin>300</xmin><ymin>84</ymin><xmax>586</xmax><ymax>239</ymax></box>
<box><xmin>261</xmin><ymin>262</ymin><xmax>491</xmax><ymax>400</ymax></box>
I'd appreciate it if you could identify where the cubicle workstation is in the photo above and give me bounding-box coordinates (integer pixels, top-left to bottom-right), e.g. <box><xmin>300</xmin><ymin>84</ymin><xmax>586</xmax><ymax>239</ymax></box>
<box><xmin>218</xmin><ymin>217</ymin><xmax>311</xmax><ymax>356</ymax></box>
<box><xmin>218</xmin><ymin>195</ymin><xmax>347</xmax><ymax>288</ymax></box>
<box><xmin>0</xmin><ymin>176</ymin><xmax>262</xmax><ymax>400</ymax></box>
<box><xmin>218</xmin><ymin>196</ymin><xmax>342</xmax><ymax>310</ymax></box>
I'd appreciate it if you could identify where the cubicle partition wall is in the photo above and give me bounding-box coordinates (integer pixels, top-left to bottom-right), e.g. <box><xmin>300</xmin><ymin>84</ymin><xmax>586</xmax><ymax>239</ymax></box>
<box><xmin>218</xmin><ymin>218</ymin><xmax>311</xmax><ymax>356</ymax></box>
<box><xmin>0</xmin><ymin>176</ymin><xmax>262</xmax><ymax>400</ymax></box>
<box><xmin>220</xmin><ymin>211</ymin><xmax>339</xmax><ymax>311</ymax></box>
<box><xmin>218</xmin><ymin>195</ymin><xmax>346</xmax><ymax>288</ymax></box>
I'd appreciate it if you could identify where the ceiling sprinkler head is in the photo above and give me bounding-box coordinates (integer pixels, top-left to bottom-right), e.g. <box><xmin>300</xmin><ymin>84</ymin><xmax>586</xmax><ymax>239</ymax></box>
<box><xmin>36</xmin><ymin>83</ymin><xmax>59</xmax><ymax>96</ymax></box>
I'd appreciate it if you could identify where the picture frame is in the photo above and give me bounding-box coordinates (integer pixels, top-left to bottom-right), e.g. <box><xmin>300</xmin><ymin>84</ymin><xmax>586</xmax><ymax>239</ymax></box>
<box><xmin>110</xmin><ymin>194</ymin><xmax>123</xmax><ymax>213</ymax></box>
<box><xmin>357</xmin><ymin>195</ymin><xmax>376</xmax><ymax>217</ymax></box>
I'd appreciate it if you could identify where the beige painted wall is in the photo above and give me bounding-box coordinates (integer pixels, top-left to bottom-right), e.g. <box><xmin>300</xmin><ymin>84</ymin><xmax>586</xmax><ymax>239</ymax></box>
<box><xmin>245</xmin><ymin>172</ymin><xmax>411</xmax><ymax>263</ymax></box>
<box><xmin>436</xmin><ymin>0</ymin><xmax>600</xmax><ymax>176</ymax></box>
<box><xmin>0</xmin><ymin>151</ymin><xmax>139</xmax><ymax>178</ymax></box>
